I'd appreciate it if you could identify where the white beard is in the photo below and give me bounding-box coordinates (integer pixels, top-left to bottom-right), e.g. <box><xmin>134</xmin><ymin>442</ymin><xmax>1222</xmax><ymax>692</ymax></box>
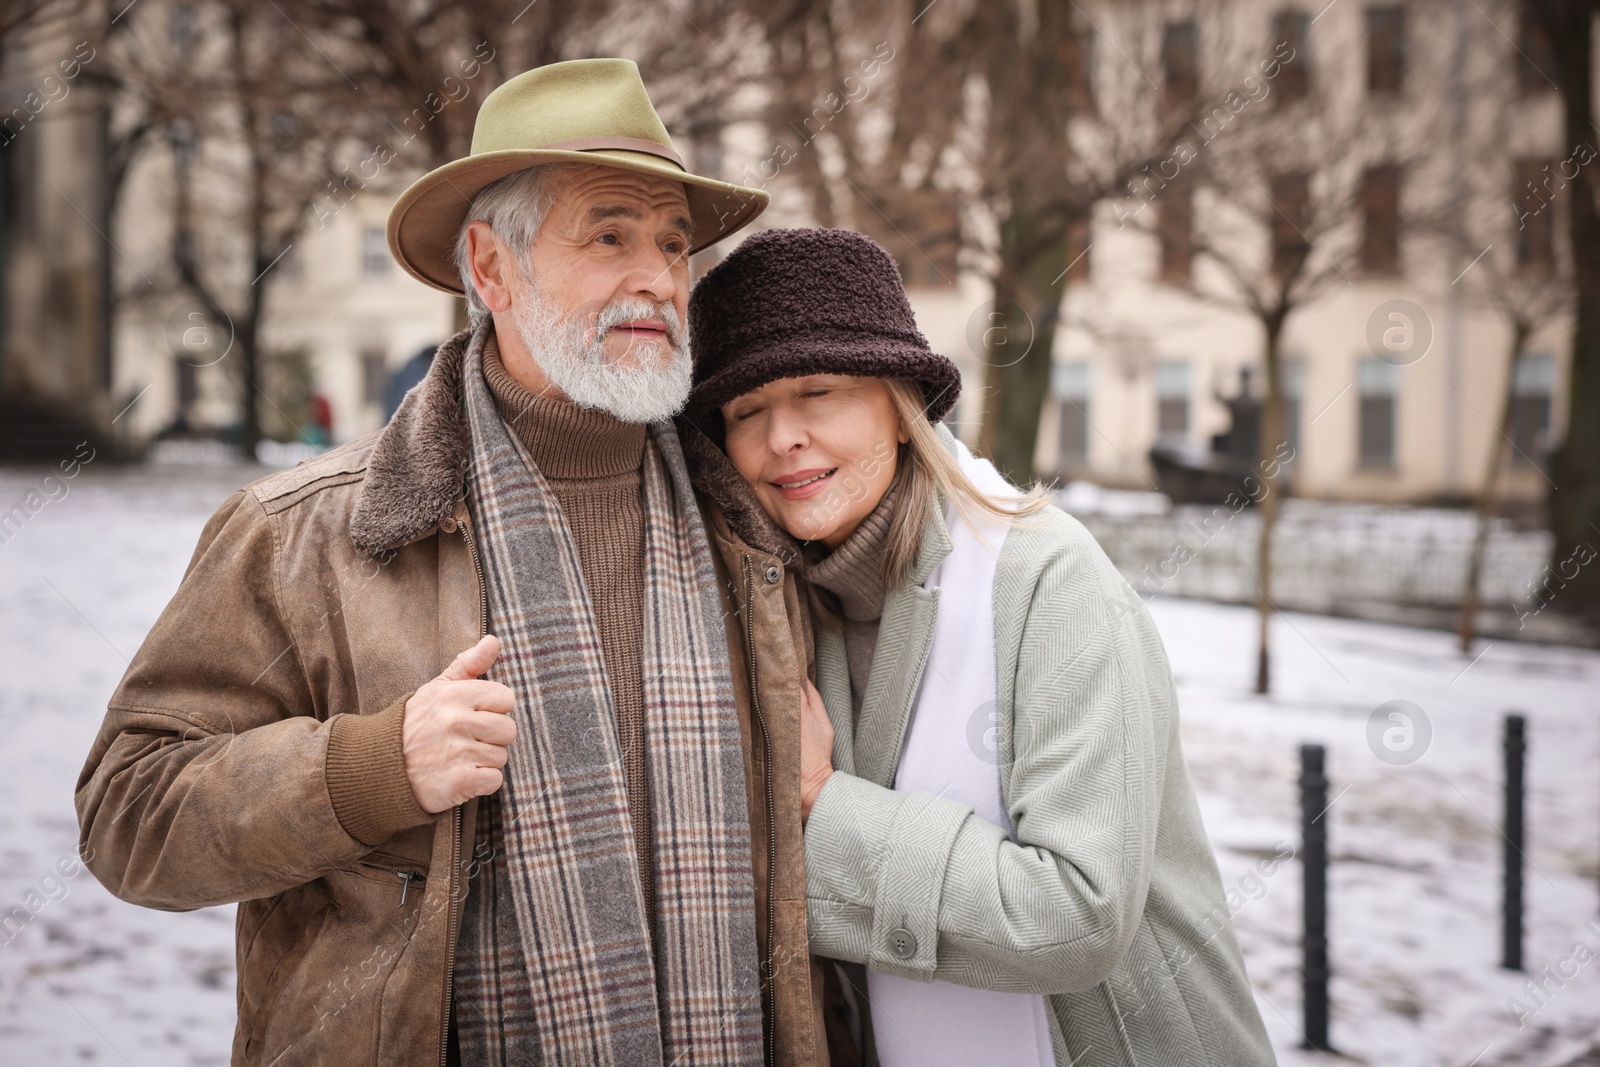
<box><xmin>513</xmin><ymin>278</ymin><xmax>692</xmax><ymax>424</ymax></box>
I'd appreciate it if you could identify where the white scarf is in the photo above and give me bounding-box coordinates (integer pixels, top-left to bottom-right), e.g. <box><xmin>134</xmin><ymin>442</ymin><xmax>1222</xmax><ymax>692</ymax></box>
<box><xmin>868</xmin><ymin>441</ymin><xmax>1056</xmax><ymax>1067</ymax></box>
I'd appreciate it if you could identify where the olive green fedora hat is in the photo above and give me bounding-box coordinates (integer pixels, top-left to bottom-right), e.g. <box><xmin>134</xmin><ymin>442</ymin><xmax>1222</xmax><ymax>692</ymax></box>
<box><xmin>386</xmin><ymin>58</ymin><xmax>768</xmax><ymax>294</ymax></box>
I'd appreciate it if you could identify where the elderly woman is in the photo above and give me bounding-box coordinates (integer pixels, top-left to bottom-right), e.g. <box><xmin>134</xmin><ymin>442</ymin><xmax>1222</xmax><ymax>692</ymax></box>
<box><xmin>681</xmin><ymin>228</ymin><xmax>1275</xmax><ymax>1067</ymax></box>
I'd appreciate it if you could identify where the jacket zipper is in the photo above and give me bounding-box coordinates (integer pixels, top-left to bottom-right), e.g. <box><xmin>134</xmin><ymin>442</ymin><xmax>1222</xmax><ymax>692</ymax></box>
<box><xmin>459</xmin><ymin>516</ymin><xmax>490</xmax><ymax>639</ymax></box>
<box><xmin>359</xmin><ymin>861</ymin><xmax>426</xmax><ymax>906</ymax></box>
<box><xmin>439</xmin><ymin>517</ymin><xmax>485</xmax><ymax>1067</ymax></box>
<box><xmin>438</xmin><ymin>805</ymin><xmax>464</xmax><ymax>1067</ymax></box>
<box><xmin>742</xmin><ymin>555</ymin><xmax>778</xmax><ymax>1067</ymax></box>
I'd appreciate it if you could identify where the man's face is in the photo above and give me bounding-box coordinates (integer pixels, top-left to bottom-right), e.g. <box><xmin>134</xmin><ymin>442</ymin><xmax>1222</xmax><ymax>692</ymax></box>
<box><xmin>472</xmin><ymin>164</ymin><xmax>698</xmax><ymax>422</ymax></box>
<box><xmin>521</xmin><ymin>165</ymin><xmax>692</xmax><ymax>372</ymax></box>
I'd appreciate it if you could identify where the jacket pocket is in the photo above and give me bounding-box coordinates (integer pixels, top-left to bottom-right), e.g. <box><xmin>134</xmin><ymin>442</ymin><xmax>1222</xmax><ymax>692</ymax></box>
<box><xmin>241</xmin><ymin>897</ymin><xmax>335</xmax><ymax>1064</ymax></box>
<box><xmin>353</xmin><ymin>852</ymin><xmax>430</xmax><ymax>906</ymax></box>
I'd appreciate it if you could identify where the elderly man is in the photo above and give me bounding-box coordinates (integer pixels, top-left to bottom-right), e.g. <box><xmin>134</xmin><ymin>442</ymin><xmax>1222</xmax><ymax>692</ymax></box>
<box><xmin>76</xmin><ymin>60</ymin><xmax>819</xmax><ymax>1066</ymax></box>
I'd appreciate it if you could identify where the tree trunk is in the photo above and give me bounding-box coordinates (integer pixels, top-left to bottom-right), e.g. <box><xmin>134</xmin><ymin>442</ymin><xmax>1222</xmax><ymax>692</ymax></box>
<box><xmin>238</xmin><ymin>334</ymin><xmax>262</xmax><ymax>458</ymax></box>
<box><xmin>1255</xmin><ymin>313</ymin><xmax>1288</xmax><ymax>694</ymax></box>
<box><xmin>1545</xmin><ymin>0</ymin><xmax>1600</xmax><ymax>621</ymax></box>
<box><xmin>240</xmin><ymin>30</ymin><xmax>266</xmax><ymax>462</ymax></box>
<box><xmin>977</xmin><ymin>214</ymin><xmax>1070</xmax><ymax>479</ymax></box>
<box><xmin>1459</xmin><ymin>326</ymin><xmax>1530</xmax><ymax>650</ymax></box>
<box><xmin>240</xmin><ymin>243</ymin><xmax>266</xmax><ymax>459</ymax></box>
<box><xmin>974</xmin><ymin>0</ymin><xmax>1081</xmax><ymax>480</ymax></box>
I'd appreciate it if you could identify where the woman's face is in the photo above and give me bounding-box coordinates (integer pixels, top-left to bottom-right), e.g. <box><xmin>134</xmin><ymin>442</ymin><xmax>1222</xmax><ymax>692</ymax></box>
<box><xmin>722</xmin><ymin>374</ymin><xmax>908</xmax><ymax>547</ymax></box>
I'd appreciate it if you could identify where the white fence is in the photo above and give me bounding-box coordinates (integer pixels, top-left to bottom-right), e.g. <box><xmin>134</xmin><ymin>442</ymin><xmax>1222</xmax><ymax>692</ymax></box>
<box><xmin>1057</xmin><ymin>484</ymin><xmax>1588</xmax><ymax>645</ymax></box>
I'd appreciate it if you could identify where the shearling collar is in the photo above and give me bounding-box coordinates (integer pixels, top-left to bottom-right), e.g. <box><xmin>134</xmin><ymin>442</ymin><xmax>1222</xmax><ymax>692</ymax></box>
<box><xmin>349</xmin><ymin>322</ymin><xmax>806</xmax><ymax>560</ymax></box>
<box><xmin>349</xmin><ymin>325</ymin><xmax>479</xmax><ymax>555</ymax></box>
<box><xmin>350</xmin><ymin>323</ymin><xmax>774</xmax><ymax>559</ymax></box>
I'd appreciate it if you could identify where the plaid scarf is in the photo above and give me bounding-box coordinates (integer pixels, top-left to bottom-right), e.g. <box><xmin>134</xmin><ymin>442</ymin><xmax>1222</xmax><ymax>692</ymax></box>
<box><xmin>453</xmin><ymin>333</ymin><xmax>763</xmax><ymax>1066</ymax></box>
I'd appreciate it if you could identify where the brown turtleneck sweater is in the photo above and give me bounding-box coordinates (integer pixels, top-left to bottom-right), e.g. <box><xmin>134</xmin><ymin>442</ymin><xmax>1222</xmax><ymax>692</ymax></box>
<box><xmin>482</xmin><ymin>340</ymin><xmax>656</xmax><ymax>934</ymax></box>
<box><xmin>804</xmin><ymin>487</ymin><xmax>897</xmax><ymax>719</ymax></box>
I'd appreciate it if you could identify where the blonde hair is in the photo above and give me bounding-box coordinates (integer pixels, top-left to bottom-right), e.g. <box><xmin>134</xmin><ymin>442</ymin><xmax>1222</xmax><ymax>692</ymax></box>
<box><xmin>880</xmin><ymin>379</ymin><xmax>1053</xmax><ymax>581</ymax></box>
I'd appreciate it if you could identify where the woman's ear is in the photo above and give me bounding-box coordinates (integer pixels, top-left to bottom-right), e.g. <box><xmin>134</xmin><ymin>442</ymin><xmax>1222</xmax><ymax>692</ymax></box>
<box><xmin>897</xmin><ymin>416</ymin><xmax>912</xmax><ymax>445</ymax></box>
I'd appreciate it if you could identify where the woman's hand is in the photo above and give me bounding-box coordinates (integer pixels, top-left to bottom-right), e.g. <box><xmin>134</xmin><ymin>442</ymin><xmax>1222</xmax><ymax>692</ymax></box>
<box><xmin>799</xmin><ymin>678</ymin><xmax>835</xmax><ymax>824</ymax></box>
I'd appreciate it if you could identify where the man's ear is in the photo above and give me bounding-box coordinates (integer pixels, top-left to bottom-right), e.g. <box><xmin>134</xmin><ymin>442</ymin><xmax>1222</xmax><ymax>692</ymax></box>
<box><xmin>465</xmin><ymin>220</ymin><xmax>514</xmax><ymax>314</ymax></box>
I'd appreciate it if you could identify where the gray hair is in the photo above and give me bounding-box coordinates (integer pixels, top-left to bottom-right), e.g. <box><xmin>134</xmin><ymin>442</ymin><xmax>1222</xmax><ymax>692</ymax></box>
<box><xmin>453</xmin><ymin>163</ymin><xmax>582</xmax><ymax>325</ymax></box>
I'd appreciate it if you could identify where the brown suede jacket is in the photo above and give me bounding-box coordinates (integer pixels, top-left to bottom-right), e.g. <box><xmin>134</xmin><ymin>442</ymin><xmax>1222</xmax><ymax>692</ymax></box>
<box><xmin>74</xmin><ymin>329</ymin><xmax>822</xmax><ymax>1067</ymax></box>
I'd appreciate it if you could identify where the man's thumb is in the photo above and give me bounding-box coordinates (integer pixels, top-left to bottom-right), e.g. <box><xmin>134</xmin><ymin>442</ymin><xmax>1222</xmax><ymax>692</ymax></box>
<box><xmin>439</xmin><ymin>634</ymin><xmax>499</xmax><ymax>681</ymax></box>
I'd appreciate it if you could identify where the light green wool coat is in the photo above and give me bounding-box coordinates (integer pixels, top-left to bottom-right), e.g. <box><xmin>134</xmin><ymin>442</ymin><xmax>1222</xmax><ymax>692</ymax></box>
<box><xmin>803</xmin><ymin>441</ymin><xmax>1277</xmax><ymax>1067</ymax></box>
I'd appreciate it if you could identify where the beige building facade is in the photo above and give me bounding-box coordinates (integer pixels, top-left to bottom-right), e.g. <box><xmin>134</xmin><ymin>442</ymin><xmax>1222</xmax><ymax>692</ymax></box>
<box><xmin>111</xmin><ymin>185</ymin><xmax>456</xmax><ymax>450</ymax></box>
<box><xmin>909</xmin><ymin>0</ymin><xmax>1572</xmax><ymax>507</ymax></box>
<box><xmin>107</xmin><ymin>0</ymin><xmax>1572</xmax><ymax>512</ymax></box>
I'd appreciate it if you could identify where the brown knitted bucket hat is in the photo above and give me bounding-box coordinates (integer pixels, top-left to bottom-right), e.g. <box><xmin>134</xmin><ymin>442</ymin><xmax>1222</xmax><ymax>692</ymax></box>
<box><xmin>687</xmin><ymin>228</ymin><xmax>962</xmax><ymax>432</ymax></box>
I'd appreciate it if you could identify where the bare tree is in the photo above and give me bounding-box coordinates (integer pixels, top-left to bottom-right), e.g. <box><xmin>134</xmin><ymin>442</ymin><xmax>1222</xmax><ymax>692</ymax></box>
<box><xmin>284</xmin><ymin>0</ymin><xmax>751</xmax><ymax>316</ymax></box>
<box><xmin>733</xmin><ymin>0</ymin><xmax>1237</xmax><ymax>478</ymax></box>
<box><xmin>102</xmin><ymin>0</ymin><xmax>782</xmax><ymax>452</ymax></box>
<box><xmin>0</xmin><ymin>0</ymin><xmax>74</xmax><ymax>44</ymax></box>
<box><xmin>287</xmin><ymin>0</ymin><xmax>628</xmax><ymax>173</ymax></box>
<box><xmin>1444</xmin><ymin>12</ymin><xmax>1577</xmax><ymax>650</ymax></box>
<box><xmin>1453</xmin><ymin>248</ymin><xmax>1572</xmax><ymax>649</ymax></box>
<box><xmin>1528</xmin><ymin>0</ymin><xmax>1600</xmax><ymax>624</ymax></box>
<box><xmin>1153</xmin><ymin>33</ymin><xmax>1434</xmax><ymax>693</ymax></box>
<box><xmin>108</xmin><ymin>0</ymin><xmax>365</xmax><ymax>455</ymax></box>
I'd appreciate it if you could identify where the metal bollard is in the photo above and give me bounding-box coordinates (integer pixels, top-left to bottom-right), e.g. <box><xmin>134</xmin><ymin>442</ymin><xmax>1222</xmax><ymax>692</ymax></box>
<box><xmin>1299</xmin><ymin>743</ymin><xmax>1331</xmax><ymax>1051</ymax></box>
<box><xmin>1502</xmin><ymin>713</ymin><xmax>1526</xmax><ymax>971</ymax></box>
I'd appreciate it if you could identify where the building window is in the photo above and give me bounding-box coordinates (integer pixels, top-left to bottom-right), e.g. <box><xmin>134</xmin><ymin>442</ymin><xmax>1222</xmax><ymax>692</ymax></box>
<box><xmin>360</xmin><ymin>346</ymin><xmax>387</xmax><ymax>405</ymax></box>
<box><xmin>1283</xmin><ymin>358</ymin><xmax>1304</xmax><ymax>457</ymax></box>
<box><xmin>1158</xmin><ymin>180</ymin><xmax>1192</xmax><ymax>285</ymax></box>
<box><xmin>1271</xmin><ymin>171</ymin><xmax>1310</xmax><ymax>279</ymax></box>
<box><xmin>1155</xmin><ymin>360</ymin><xmax>1191</xmax><ymax>440</ymax></box>
<box><xmin>1361</xmin><ymin>164</ymin><xmax>1400</xmax><ymax>275</ymax></box>
<box><xmin>1054</xmin><ymin>361</ymin><xmax>1091</xmax><ymax>470</ymax></box>
<box><xmin>1272</xmin><ymin>9</ymin><xmax>1311</xmax><ymax>103</ymax></box>
<box><xmin>362</xmin><ymin>227</ymin><xmax>389</xmax><ymax>279</ymax></box>
<box><xmin>1162</xmin><ymin>21</ymin><xmax>1199</xmax><ymax>110</ymax></box>
<box><xmin>1366</xmin><ymin>5</ymin><xmax>1406</xmax><ymax>96</ymax></box>
<box><xmin>1510</xmin><ymin>352</ymin><xmax>1553</xmax><ymax>466</ymax></box>
<box><xmin>1517</xmin><ymin>10</ymin><xmax>1556</xmax><ymax>94</ymax></box>
<box><xmin>1513</xmin><ymin>157</ymin><xmax>1555</xmax><ymax>273</ymax></box>
<box><xmin>1357</xmin><ymin>357</ymin><xmax>1397</xmax><ymax>468</ymax></box>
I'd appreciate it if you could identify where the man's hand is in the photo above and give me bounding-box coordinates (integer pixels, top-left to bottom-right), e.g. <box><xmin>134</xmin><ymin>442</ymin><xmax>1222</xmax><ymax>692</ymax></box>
<box><xmin>403</xmin><ymin>635</ymin><xmax>517</xmax><ymax>813</ymax></box>
<box><xmin>799</xmin><ymin>678</ymin><xmax>835</xmax><ymax>825</ymax></box>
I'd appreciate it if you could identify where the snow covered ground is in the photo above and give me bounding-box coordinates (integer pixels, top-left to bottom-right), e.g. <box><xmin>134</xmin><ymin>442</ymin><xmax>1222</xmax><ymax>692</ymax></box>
<box><xmin>1165</xmin><ymin>597</ymin><xmax>1600</xmax><ymax>1066</ymax></box>
<box><xmin>2</xmin><ymin>462</ymin><xmax>1598</xmax><ymax>1065</ymax></box>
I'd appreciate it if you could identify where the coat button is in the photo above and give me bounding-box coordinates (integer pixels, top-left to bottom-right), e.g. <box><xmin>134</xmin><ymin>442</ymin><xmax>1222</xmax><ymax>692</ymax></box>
<box><xmin>887</xmin><ymin>928</ymin><xmax>917</xmax><ymax>959</ymax></box>
<box><xmin>440</xmin><ymin>516</ymin><xmax>458</xmax><ymax>533</ymax></box>
<box><xmin>764</xmin><ymin>565</ymin><xmax>781</xmax><ymax>584</ymax></box>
